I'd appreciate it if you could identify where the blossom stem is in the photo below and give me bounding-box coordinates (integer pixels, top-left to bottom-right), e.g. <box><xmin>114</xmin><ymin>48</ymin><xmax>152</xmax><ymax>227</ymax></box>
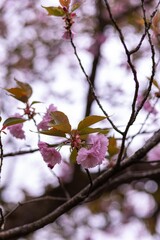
<box><xmin>85</xmin><ymin>169</ymin><xmax>93</xmax><ymax>195</ymax></box>
<box><xmin>0</xmin><ymin>132</ymin><xmax>3</xmax><ymax>185</ymax></box>
<box><xmin>51</xmin><ymin>170</ymin><xmax>70</xmax><ymax>200</ymax></box>
<box><xmin>0</xmin><ymin>132</ymin><xmax>4</xmax><ymax>229</ymax></box>
<box><xmin>69</xmin><ymin>29</ymin><xmax>122</xmax><ymax>135</ymax></box>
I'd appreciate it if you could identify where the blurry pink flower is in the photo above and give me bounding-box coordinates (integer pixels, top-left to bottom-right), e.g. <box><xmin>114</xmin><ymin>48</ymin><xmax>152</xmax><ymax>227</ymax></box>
<box><xmin>38</xmin><ymin>141</ymin><xmax>61</xmax><ymax>169</ymax></box>
<box><xmin>38</xmin><ymin>104</ymin><xmax>57</xmax><ymax>130</ymax></box>
<box><xmin>62</xmin><ymin>30</ymin><xmax>74</xmax><ymax>39</ymax></box>
<box><xmin>58</xmin><ymin>162</ymin><xmax>73</xmax><ymax>183</ymax></box>
<box><xmin>7</xmin><ymin>114</ymin><xmax>25</xmax><ymax>139</ymax></box>
<box><xmin>87</xmin><ymin>33</ymin><xmax>107</xmax><ymax>56</ymax></box>
<box><xmin>137</xmin><ymin>95</ymin><xmax>157</xmax><ymax>115</ymax></box>
<box><xmin>76</xmin><ymin>134</ymin><xmax>108</xmax><ymax>168</ymax></box>
<box><xmin>148</xmin><ymin>145</ymin><xmax>160</xmax><ymax>161</ymax></box>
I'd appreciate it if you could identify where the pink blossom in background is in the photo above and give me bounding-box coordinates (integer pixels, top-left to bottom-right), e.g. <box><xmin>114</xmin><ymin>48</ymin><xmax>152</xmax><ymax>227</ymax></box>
<box><xmin>62</xmin><ymin>30</ymin><xmax>74</xmax><ymax>40</ymax></box>
<box><xmin>7</xmin><ymin>113</ymin><xmax>25</xmax><ymax>139</ymax></box>
<box><xmin>76</xmin><ymin>134</ymin><xmax>108</xmax><ymax>168</ymax></box>
<box><xmin>87</xmin><ymin>33</ymin><xmax>107</xmax><ymax>56</ymax></box>
<box><xmin>137</xmin><ymin>95</ymin><xmax>157</xmax><ymax>115</ymax></box>
<box><xmin>38</xmin><ymin>141</ymin><xmax>61</xmax><ymax>169</ymax></box>
<box><xmin>37</xmin><ymin>104</ymin><xmax>57</xmax><ymax>130</ymax></box>
<box><xmin>58</xmin><ymin>162</ymin><xmax>73</xmax><ymax>183</ymax></box>
<box><xmin>148</xmin><ymin>145</ymin><xmax>160</xmax><ymax>161</ymax></box>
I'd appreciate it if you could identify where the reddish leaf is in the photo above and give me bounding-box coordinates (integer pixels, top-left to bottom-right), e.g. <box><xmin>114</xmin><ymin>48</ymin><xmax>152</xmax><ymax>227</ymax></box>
<box><xmin>5</xmin><ymin>79</ymin><xmax>32</xmax><ymax>103</ymax></box>
<box><xmin>79</xmin><ymin>127</ymin><xmax>109</xmax><ymax>135</ymax></box>
<box><xmin>3</xmin><ymin>117</ymin><xmax>26</xmax><ymax>128</ymax></box>
<box><xmin>50</xmin><ymin>111</ymin><xmax>71</xmax><ymax>133</ymax></box>
<box><xmin>78</xmin><ymin>115</ymin><xmax>106</xmax><ymax>131</ymax></box>
<box><xmin>40</xmin><ymin>128</ymin><xmax>66</xmax><ymax>138</ymax></box>
<box><xmin>59</xmin><ymin>0</ymin><xmax>71</xmax><ymax>8</ymax></box>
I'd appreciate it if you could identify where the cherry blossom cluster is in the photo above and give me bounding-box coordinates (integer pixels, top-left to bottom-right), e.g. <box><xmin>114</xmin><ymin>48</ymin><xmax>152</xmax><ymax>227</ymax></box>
<box><xmin>37</xmin><ymin>104</ymin><xmax>109</xmax><ymax>169</ymax></box>
<box><xmin>0</xmin><ymin>78</ymin><xmax>108</xmax><ymax>170</ymax></box>
<box><xmin>1</xmin><ymin>101</ymin><xmax>109</xmax><ymax>170</ymax></box>
<box><xmin>38</xmin><ymin>133</ymin><xmax>108</xmax><ymax>169</ymax></box>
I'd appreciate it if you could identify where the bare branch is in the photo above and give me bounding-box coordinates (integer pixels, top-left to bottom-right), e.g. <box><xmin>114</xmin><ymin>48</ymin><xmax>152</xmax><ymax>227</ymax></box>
<box><xmin>0</xmin><ymin>134</ymin><xmax>3</xmax><ymax>183</ymax></box>
<box><xmin>134</xmin><ymin>0</ymin><xmax>160</xmax><ymax>118</ymax></box>
<box><xmin>69</xmin><ymin>30</ymin><xmax>123</xmax><ymax>135</ymax></box>
<box><xmin>4</xmin><ymin>196</ymin><xmax>67</xmax><ymax>221</ymax></box>
<box><xmin>103</xmin><ymin>0</ymin><xmax>159</xmax><ymax>166</ymax></box>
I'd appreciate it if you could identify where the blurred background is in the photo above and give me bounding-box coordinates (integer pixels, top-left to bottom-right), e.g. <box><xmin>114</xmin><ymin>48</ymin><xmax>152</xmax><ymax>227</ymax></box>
<box><xmin>1</xmin><ymin>0</ymin><xmax>160</xmax><ymax>239</ymax></box>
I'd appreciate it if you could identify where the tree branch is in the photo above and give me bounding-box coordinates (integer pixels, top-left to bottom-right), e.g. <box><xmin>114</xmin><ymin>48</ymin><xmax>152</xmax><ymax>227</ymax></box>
<box><xmin>1</xmin><ymin>129</ymin><xmax>160</xmax><ymax>239</ymax></box>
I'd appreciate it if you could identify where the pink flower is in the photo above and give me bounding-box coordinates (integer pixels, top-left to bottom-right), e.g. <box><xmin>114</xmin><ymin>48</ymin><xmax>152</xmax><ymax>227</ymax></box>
<box><xmin>87</xmin><ymin>33</ymin><xmax>107</xmax><ymax>56</ymax></box>
<box><xmin>38</xmin><ymin>104</ymin><xmax>57</xmax><ymax>130</ymax></box>
<box><xmin>62</xmin><ymin>30</ymin><xmax>74</xmax><ymax>39</ymax></box>
<box><xmin>148</xmin><ymin>145</ymin><xmax>160</xmax><ymax>161</ymax></box>
<box><xmin>38</xmin><ymin>141</ymin><xmax>61</xmax><ymax>169</ymax></box>
<box><xmin>76</xmin><ymin>134</ymin><xmax>108</xmax><ymax>168</ymax></box>
<box><xmin>7</xmin><ymin>114</ymin><xmax>25</xmax><ymax>139</ymax></box>
<box><xmin>137</xmin><ymin>95</ymin><xmax>157</xmax><ymax>115</ymax></box>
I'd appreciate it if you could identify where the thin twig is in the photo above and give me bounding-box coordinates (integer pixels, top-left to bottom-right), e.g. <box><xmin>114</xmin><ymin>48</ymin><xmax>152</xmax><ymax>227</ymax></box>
<box><xmin>32</xmin><ymin>117</ymin><xmax>40</xmax><ymax>142</ymax></box>
<box><xmin>130</xmin><ymin>0</ymin><xmax>160</xmax><ymax>54</ymax></box>
<box><xmin>134</xmin><ymin>0</ymin><xmax>159</xmax><ymax>118</ymax></box>
<box><xmin>69</xmin><ymin>30</ymin><xmax>123</xmax><ymax>135</ymax></box>
<box><xmin>52</xmin><ymin>171</ymin><xmax>71</xmax><ymax>200</ymax></box>
<box><xmin>3</xmin><ymin>141</ymin><xmax>66</xmax><ymax>158</ymax></box>
<box><xmin>4</xmin><ymin>196</ymin><xmax>67</xmax><ymax>220</ymax></box>
<box><xmin>104</xmin><ymin>0</ymin><xmax>140</xmax><ymax>166</ymax></box>
<box><xmin>103</xmin><ymin>0</ymin><xmax>159</xmax><ymax>166</ymax></box>
<box><xmin>0</xmin><ymin>134</ymin><xmax>5</xmax><ymax>230</ymax></box>
<box><xmin>85</xmin><ymin>169</ymin><xmax>93</xmax><ymax>196</ymax></box>
<box><xmin>126</xmin><ymin>98</ymin><xmax>159</xmax><ymax>152</ymax></box>
<box><xmin>0</xmin><ymin>133</ymin><xmax>3</xmax><ymax>183</ymax></box>
<box><xmin>3</xmin><ymin>148</ymin><xmax>39</xmax><ymax>158</ymax></box>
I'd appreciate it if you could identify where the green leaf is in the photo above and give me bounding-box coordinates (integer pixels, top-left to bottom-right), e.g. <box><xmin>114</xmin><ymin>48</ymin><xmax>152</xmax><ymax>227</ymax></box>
<box><xmin>5</xmin><ymin>79</ymin><xmax>32</xmax><ymax>103</ymax></box>
<box><xmin>71</xmin><ymin>2</ymin><xmax>81</xmax><ymax>12</ymax></box>
<box><xmin>108</xmin><ymin>137</ymin><xmax>119</xmax><ymax>157</ymax></box>
<box><xmin>70</xmin><ymin>148</ymin><xmax>78</xmax><ymax>163</ymax></box>
<box><xmin>30</xmin><ymin>101</ymin><xmax>42</xmax><ymax>106</ymax></box>
<box><xmin>50</xmin><ymin>111</ymin><xmax>71</xmax><ymax>133</ymax></box>
<box><xmin>40</xmin><ymin>128</ymin><xmax>66</xmax><ymax>138</ymax></box>
<box><xmin>78</xmin><ymin>115</ymin><xmax>106</xmax><ymax>131</ymax></box>
<box><xmin>3</xmin><ymin>117</ymin><xmax>26</xmax><ymax>128</ymax></box>
<box><xmin>79</xmin><ymin>127</ymin><xmax>109</xmax><ymax>135</ymax></box>
<box><xmin>42</xmin><ymin>6</ymin><xmax>65</xmax><ymax>16</ymax></box>
<box><xmin>0</xmin><ymin>116</ymin><xmax>2</xmax><ymax>122</ymax></box>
